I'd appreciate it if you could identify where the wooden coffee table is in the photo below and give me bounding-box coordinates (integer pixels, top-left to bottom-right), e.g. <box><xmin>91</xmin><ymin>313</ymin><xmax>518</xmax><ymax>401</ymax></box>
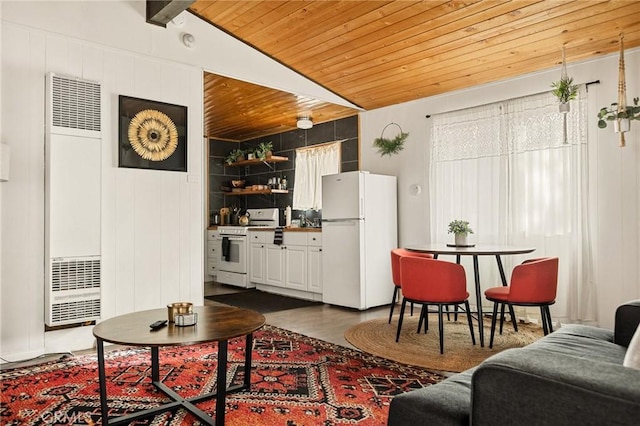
<box><xmin>93</xmin><ymin>305</ymin><xmax>265</xmax><ymax>426</ymax></box>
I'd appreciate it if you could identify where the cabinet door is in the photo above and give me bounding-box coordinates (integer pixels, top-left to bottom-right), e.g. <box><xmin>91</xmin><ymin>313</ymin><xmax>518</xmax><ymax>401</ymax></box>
<box><xmin>265</xmin><ymin>244</ymin><xmax>285</xmax><ymax>287</ymax></box>
<box><xmin>249</xmin><ymin>243</ymin><xmax>265</xmax><ymax>284</ymax></box>
<box><xmin>308</xmin><ymin>246</ymin><xmax>322</xmax><ymax>293</ymax></box>
<box><xmin>285</xmin><ymin>245</ymin><xmax>307</xmax><ymax>291</ymax></box>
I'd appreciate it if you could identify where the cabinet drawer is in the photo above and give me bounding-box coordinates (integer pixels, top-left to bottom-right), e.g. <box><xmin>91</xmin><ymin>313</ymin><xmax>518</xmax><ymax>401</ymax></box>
<box><xmin>249</xmin><ymin>231</ymin><xmax>267</xmax><ymax>243</ymax></box>
<box><xmin>207</xmin><ymin>262</ymin><xmax>217</xmax><ymax>275</ymax></box>
<box><xmin>307</xmin><ymin>233</ymin><xmax>322</xmax><ymax>246</ymax></box>
<box><xmin>208</xmin><ymin>245</ymin><xmax>218</xmax><ymax>257</ymax></box>
<box><xmin>284</xmin><ymin>232</ymin><xmax>307</xmax><ymax>246</ymax></box>
<box><xmin>207</xmin><ymin>230</ymin><xmax>219</xmax><ymax>241</ymax></box>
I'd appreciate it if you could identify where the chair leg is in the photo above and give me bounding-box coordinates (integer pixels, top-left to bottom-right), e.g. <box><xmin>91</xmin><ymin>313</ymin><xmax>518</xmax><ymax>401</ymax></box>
<box><xmin>396</xmin><ymin>298</ymin><xmax>407</xmax><ymax>342</ymax></box>
<box><xmin>445</xmin><ymin>305</ymin><xmax>451</xmax><ymax>321</ymax></box>
<box><xmin>454</xmin><ymin>304</ymin><xmax>459</xmax><ymax>322</ymax></box>
<box><xmin>489</xmin><ymin>302</ymin><xmax>499</xmax><ymax>348</ymax></box>
<box><xmin>508</xmin><ymin>303</ymin><xmax>518</xmax><ymax>332</ymax></box>
<box><xmin>388</xmin><ymin>286</ymin><xmax>399</xmax><ymax>324</ymax></box>
<box><xmin>545</xmin><ymin>306</ymin><xmax>554</xmax><ymax>333</ymax></box>
<box><xmin>540</xmin><ymin>306</ymin><xmax>549</xmax><ymax>335</ymax></box>
<box><xmin>465</xmin><ymin>301</ymin><xmax>476</xmax><ymax>345</ymax></box>
<box><xmin>437</xmin><ymin>304</ymin><xmax>444</xmax><ymax>354</ymax></box>
<box><xmin>499</xmin><ymin>303</ymin><xmax>505</xmax><ymax>334</ymax></box>
<box><xmin>410</xmin><ymin>302</ymin><xmax>414</xmax><ymax>316</ymax></box>
<box><xmin>417</xmin><ymin>304</ymin><xmax>427</xmax><ymax>333</ymax></box>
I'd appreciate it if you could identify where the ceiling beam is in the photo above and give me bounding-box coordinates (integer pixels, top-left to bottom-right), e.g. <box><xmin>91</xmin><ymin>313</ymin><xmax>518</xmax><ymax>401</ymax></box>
<box><xmin>146</xmin><ymin>1</ymin><xmax>194</xmax><ymax>27</ymax></box>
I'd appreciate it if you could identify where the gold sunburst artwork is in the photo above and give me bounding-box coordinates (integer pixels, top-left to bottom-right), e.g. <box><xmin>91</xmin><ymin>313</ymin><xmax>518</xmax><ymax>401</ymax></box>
<box><xmin>127</xmin><ymin>109</ymin><xmax>178</xmax><ymax>161</ymax></box>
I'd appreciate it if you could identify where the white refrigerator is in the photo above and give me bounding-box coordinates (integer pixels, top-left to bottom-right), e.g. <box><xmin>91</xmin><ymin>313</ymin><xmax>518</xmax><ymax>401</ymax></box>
<box><xmin>321</xmin><ymin>171</ymin><xmax>398</xmax><ymax>310</ymax></box>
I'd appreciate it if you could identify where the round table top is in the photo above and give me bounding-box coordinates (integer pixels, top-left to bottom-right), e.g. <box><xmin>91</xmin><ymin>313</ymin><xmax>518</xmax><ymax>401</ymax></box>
<box><xmin>405</xmin><ymin>243</ymin><xmax>535</xmax><ymax>256</ymax></box>
<box><xmin>93</xmin><ymin>305</ymin><xmax>266</xmax><ymax>347</ymax></box>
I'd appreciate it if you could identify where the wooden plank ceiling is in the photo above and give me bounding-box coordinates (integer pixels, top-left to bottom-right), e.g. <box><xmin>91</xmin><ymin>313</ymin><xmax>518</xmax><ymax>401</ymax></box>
<box><xmin>190</xmin><ymin>0</ymin><xmax>640</xmax><ymax>141</ymax></box>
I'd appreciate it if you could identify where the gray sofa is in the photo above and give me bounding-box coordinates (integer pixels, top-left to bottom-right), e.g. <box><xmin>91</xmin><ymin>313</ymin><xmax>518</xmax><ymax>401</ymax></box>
<box><xmin>388</xmin><ymin>300</ymin><xmax>640</xmax><ymax>426</ymax></box>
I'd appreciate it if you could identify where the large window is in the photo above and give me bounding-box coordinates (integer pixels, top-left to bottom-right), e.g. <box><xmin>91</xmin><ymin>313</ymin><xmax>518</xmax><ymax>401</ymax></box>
<box><xmin>430</xmin><ymin>89</ymin><xmax>596</xmax><ymax>324</ymax></box>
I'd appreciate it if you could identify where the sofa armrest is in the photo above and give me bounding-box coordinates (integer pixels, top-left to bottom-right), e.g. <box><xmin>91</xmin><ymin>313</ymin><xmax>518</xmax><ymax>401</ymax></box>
<box><xmin>615</xmin><ymin>300</ymin><xmax>640</xmax><ymax>347</ymax></box>
<box><xmin>471</xmin><ymin>348</ymin><xmax>640</xmax><ymax>426</ymax></box>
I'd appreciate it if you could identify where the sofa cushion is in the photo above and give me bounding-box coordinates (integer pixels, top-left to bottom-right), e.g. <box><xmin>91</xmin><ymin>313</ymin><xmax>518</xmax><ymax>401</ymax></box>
<box><xmin>388</xmin><ymin>368</ymin><xmax>475</xmax><ymax>426</ymax></box>
<box><xmin>525</xmin><ymin>323</ymin><xmax>625</xmax><ymax>364</ymax></box>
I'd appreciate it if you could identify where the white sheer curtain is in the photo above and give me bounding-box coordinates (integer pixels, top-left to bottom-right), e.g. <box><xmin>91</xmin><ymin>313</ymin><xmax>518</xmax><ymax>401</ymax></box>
<box><xmin>430</xmin><ymin>88</ymin><xmax>596</xmax><ymax>325</ymax></box>
<box><xmin>293</xmin><ymin>141</ymin><xmax>341</xmax><ymax>210</ymax></box>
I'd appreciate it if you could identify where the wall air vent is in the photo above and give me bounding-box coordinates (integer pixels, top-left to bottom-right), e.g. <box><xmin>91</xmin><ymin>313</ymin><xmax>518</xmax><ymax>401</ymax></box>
<box><xmin>45</xmin><ymin>73</ymin><xmax>102</xmax><ymax>327</ymax></box>
<box><xmin>49</xmin><ymin>73</ymin><xmax>101</xmax><ymax>135</ymax></box>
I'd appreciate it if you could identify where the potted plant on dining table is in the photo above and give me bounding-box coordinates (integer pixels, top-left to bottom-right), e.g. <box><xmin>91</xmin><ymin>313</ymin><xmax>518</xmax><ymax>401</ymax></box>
<box><xmin>448</xmin><ymin>220</ymin><xmax>474</xmax><ymax>247</ymax></box>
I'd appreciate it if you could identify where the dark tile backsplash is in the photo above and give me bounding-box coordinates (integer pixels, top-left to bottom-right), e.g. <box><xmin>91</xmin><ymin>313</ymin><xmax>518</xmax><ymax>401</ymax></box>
<box><xmin>207</xmin><ymin>115</ymin><xmax>359</xmax><ymax>226</ymax></box>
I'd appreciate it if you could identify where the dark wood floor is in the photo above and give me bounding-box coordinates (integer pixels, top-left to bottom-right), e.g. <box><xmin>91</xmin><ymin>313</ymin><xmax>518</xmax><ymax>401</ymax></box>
<box><xmin>204</xmin><ymin>281</ymin><xmax>390</xmax><ymax>348</ymax></box>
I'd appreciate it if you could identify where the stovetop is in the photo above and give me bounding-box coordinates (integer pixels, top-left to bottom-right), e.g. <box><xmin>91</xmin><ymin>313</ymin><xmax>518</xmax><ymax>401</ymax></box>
<box><xmin>218</xmin><ymin>225</ymin><xmax>274</xmax><ymax>235</ymax></box>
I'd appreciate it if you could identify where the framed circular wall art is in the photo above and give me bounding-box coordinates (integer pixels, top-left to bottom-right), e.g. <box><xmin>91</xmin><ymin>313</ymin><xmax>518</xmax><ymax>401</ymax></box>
<box><xmin>118</xmin><ymin>95</ymin><xmax>187</xmax><ymax>172</ymax></box>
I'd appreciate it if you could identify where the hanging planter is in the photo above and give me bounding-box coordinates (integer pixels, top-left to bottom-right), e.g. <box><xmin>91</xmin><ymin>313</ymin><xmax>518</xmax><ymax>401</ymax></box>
<box><xmin>373</xmin><ymin>122</ymin><xmax>409</xmax><ymax>157</ymax></box>
<box><xmin>550</xmin><ymin>46</ymin><xmax>578</xmax><ymax>113</ymax></box>
<box><xmin>597</xmin><ymin>33</ymin><xmax>640</xmax><ymax>147</ymax></box>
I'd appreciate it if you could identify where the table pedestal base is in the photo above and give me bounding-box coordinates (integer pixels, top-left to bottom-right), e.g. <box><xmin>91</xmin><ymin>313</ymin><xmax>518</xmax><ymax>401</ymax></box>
<box><xmin>97</xmin><ymin>334</ymin><xmax>254</xmax><ymax>426</ymax></box>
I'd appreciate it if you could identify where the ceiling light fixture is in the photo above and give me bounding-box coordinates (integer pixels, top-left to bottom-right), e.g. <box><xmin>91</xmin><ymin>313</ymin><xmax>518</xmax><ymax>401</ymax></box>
<box><xmin>296</xmin><ymin>114</ymin><xmax>313</xmax><ymax>130</ymax></box>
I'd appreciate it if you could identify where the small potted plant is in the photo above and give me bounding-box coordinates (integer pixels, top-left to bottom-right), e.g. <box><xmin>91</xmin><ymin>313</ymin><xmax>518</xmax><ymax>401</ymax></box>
<box><xmin>551</xmin><ymin>75</ymin><xmax>579</xmax><ymax>113</ymax></box>
<box><xmin>448</xmin><ymin>220</ymin><xmax>474</xmax><ymax>246</ymax></box>
<box><xmin>597</xmin><ymin>97</ymin><xmax>640</xmax><ymax>134</ymax></box>
<box><xmin>225</xmin><ymin>148</ymin><xmax>245</xmax><ymax>165</ymax></box>
<box><xmin>255</xmin><ymin>141</ymin><xmax>273</xmax><ymax>160</ymax></box>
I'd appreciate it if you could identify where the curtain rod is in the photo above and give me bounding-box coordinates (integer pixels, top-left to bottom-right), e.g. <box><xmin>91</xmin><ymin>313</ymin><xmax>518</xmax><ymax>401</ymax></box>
<box><xmin>425</xmin><ymin>80</ymin><xmax>600</xmax><ymax>118</ymax></box>
<box><xmin>295</xmin><ymin>139</ymin><xmax>346</xmax><ymax>152</ymax></box>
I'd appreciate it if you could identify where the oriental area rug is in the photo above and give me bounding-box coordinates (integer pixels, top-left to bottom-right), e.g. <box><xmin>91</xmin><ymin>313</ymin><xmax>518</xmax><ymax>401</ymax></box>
<box><xmin>0</xmin><ymin>325</ymin><xmax>444</xmax><ymax>425</ymax></box>
<box><xmin>345</xmin><ymin>314</ymin><xmax>544</xmax><ymax>373</ymax></box>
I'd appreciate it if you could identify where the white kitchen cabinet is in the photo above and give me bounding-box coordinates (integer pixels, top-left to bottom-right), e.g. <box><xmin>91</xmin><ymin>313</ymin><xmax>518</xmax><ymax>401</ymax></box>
<box><xmin>265</xmin><ymin>243</ymin><xmax>285</xmax><ymax>287</ymax></box>
<box><xmin>249</xmin><ymin>231</ymin><xmax>267</xmax><ymax>284</ymax></box>
<box><xmin>284</xmin><ymin>244</ymin><xmax>307</xmax><ymax>290</ymax></box>
<box><xmin>249</xmin><ymin>231</ymin><xmax>322</xmax><ymax>298</ymax></box>
<box><xmin>307</xmin><ymin>235</ymin><xmax>322</xmax><ymax>293</ymax></box>
<box><xmin>206</xmin><ymin>230</ymin><xmax>221</xmax><ymax>277</ymax></box>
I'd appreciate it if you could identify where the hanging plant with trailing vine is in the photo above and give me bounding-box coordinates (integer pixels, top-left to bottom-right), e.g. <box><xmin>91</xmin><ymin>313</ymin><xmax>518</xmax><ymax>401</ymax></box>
<box><xmin>373</xmin><ymin>122</ymin><xmax>409</xmax><ymax>157</ymax></box>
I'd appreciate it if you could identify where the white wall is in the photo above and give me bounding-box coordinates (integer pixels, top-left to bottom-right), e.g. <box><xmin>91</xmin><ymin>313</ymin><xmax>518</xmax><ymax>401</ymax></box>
<box><xmin>360</xmin><ymin>49</ymin><xmax>640</xmax><ymax>329</ymax></box>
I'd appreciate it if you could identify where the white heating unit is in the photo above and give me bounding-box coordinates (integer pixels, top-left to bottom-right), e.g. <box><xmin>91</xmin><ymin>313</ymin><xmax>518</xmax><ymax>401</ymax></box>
<box><xmin>45</xmin><ymin>73</ymin><xmax>102</xmax><ymax>326</ymax></box>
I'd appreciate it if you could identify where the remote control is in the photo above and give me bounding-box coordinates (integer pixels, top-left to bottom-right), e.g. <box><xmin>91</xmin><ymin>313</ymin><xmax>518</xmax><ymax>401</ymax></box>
<box><xmin>149</xmin><ymin>320</ymin><xmax>168</xmax><ymax>330</ymax></box>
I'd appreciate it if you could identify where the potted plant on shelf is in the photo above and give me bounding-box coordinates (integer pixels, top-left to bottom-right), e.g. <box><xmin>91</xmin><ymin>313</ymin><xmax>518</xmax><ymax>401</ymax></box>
<box><xmin>255</xmin><ymin>141</ymin><xmax>273</xmax><ymax>160</ymax></box>
<box><xmin>597</xmin><ymin>97</ymin><xmax>640</xmax><ymax>133</ymax></box>
<box><xmin>448</xmin><ymin>220</ymin><xmax>474</xmax><ymax>246</ymax></box>
<box><xmin>225</xmin><ymin>148</ymin><xmax>245</xmax><ymax>165</ymax></box>
<box><xmin>551</xmin><ymin>75</ymin><xmax>579</xmax><ymax>113</ymax></box>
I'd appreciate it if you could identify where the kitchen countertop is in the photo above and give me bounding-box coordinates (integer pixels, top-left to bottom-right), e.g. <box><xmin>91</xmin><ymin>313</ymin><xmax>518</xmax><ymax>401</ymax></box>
<box><xmin>207</xmin><ymin>226</ymin><xmax>321</xmax><ymax>232</ymax></box>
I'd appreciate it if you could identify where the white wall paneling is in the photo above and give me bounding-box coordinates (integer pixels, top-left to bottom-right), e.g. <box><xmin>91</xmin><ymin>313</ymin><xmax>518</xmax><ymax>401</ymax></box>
<box><xmin>1</xmin><ymin>19</ymin><xmax>203</xmax><ymax>359</ymax></box>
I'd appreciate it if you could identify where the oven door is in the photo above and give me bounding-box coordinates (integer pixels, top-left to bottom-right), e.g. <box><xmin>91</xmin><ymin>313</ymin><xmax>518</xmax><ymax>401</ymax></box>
<box><xmin>219</xmin><ymin>236</ymin><xmax>247</xmax><ymax>274</ymax></box>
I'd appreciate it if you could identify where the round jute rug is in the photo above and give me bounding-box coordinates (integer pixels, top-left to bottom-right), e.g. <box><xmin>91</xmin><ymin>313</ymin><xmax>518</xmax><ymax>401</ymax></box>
<box><xmin>344</xmin><ymin>314</ymin><xmax>544</xmax><ymax>373</ymax></box>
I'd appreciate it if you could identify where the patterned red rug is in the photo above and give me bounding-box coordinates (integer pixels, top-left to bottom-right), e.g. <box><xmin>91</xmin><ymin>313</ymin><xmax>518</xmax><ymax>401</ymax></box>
<box><xmin>0</xmin><ymin>325</ymin><xmax>444</xmax><ymax>425</ymax></box>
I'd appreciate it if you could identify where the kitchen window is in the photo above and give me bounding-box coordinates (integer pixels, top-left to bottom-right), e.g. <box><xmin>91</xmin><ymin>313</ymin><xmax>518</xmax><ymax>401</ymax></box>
<box><xmin>292</xmin><ymin>141</ymin><xmax>342</xmax><ymax>210</ymax></box>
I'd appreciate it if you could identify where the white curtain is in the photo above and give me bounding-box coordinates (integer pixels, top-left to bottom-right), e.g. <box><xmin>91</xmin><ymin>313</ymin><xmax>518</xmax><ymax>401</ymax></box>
<box><xmin>293</xmin><ymin>142</ymin><xmax>341</xmax><ymax>210</ymax></box>
<box><xmin>430</xmin><ymin>88</ymin><xmax>596</xmax><ymax>325</ymax></box>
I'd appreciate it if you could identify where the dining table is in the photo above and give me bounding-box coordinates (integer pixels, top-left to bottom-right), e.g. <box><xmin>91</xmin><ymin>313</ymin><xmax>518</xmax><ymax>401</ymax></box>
<box><xmin>404</xmin><ymin>244</ymin><xmax>535</xmax><ymax>347</ymax></box>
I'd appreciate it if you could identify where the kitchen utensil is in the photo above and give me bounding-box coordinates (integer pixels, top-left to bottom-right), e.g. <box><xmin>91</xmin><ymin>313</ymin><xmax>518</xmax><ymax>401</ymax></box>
<box><xmin>231</xmin><ymin>179</ymin><xmax>246</xmax><ymax>188</ymax></box>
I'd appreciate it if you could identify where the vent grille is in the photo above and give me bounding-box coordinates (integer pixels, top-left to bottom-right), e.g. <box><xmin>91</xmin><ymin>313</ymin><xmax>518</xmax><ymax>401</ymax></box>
<box><xmin>51</xmin><ymin>258</ymin><xmax>101</xmax><ymax>292</ymax></box>
<box><xmin>51</xmin><ymin>299</ymin><xmax>101</xmax><ymax>323</ymax></box>
<box><xmin>51</xmin><ymin>75</ymin><xmax>101</xmax><ymax>132</ymax></box>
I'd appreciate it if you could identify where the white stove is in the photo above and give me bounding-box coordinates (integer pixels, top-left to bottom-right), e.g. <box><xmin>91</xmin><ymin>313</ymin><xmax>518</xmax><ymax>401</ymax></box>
<box><xmin>217</xmin><ymin>208</ymin><xmax>279</xmax><ymax>287</ymax></box>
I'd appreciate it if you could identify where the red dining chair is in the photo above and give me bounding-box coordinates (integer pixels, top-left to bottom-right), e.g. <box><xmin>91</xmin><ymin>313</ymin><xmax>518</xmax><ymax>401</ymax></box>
<box><xmin>396</xmin><ymin>256</ymin><xmax>475</xmax><ymax>354</ymax></box>
<box><xmin>484</xmin><ymin>257</ymin><xmax>559</xmax><ymax>348</ymax></box>
<box><xmin>389</xmin><ymin>249</ymin><xmax>433</xmax><ymax>323</ymax></box>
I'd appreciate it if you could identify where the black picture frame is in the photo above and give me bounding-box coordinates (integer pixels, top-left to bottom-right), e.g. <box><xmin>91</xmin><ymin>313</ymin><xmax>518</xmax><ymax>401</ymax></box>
<box><xmin>118</xmin><ymin>95</ymin><xmax>188</xmax><ymax>172</ymax></box>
